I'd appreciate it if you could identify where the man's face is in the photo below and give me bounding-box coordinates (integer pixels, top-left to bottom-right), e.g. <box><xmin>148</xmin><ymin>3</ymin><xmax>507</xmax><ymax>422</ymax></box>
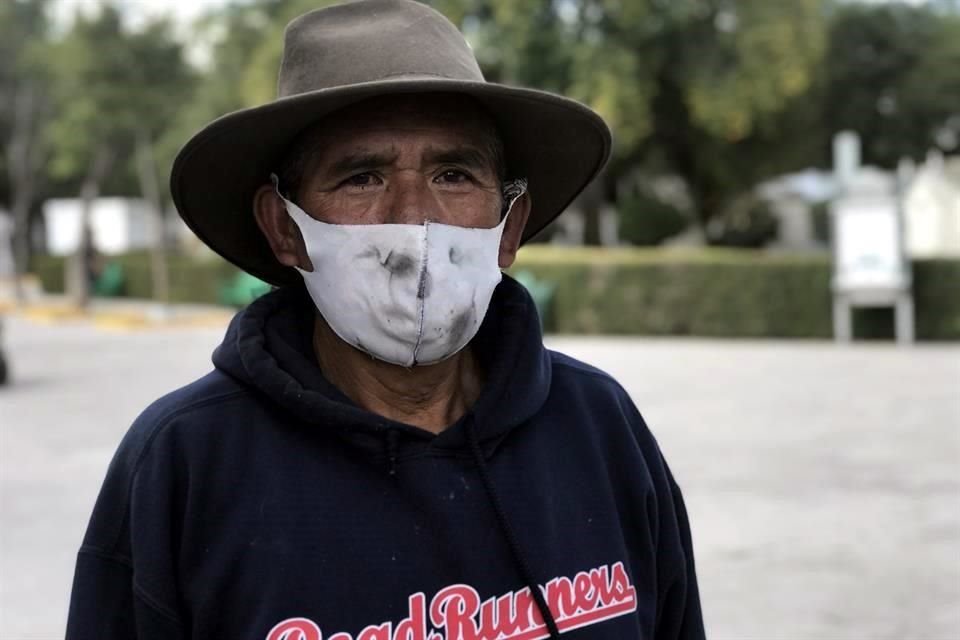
<box><xmin>289</xmin><ymin>94</ymin><xmax>504</xmax><ymax>228</ymax></box>
<box><xmin>256</xmin><ymin>93</ymin><xmax>530</xmax><ymax>271</ymax></box>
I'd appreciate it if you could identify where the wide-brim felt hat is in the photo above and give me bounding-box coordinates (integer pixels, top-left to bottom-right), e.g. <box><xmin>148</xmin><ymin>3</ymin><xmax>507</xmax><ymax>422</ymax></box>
<box><xmin>171</xmin><ymin>0</ymin><xmax>612</xmax><ymax>286</ymax></box>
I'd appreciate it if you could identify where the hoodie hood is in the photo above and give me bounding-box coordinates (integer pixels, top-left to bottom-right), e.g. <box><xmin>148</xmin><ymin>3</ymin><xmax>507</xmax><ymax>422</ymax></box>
<box><xmin>212</xmin><ymin>274</ymin><xmax>553</xmax><ymax>459</ymax></box>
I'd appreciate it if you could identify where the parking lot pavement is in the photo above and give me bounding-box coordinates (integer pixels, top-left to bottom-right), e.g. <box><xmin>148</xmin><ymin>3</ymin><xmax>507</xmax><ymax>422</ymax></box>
<box><xmin>2</xmin><ymin>314</ymin><xmax>958</xmax><ymax>639</ymax></box>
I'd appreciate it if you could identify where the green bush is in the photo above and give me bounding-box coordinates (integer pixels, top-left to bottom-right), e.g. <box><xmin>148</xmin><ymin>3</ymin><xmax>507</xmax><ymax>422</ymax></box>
<box><xmin>913</xmin><ymin>258</ymin><xmax>960</xmax><ymax>339</ymax></box>
<box><xmin>31</xmin><ymin>252</ymin><xmax>242</xmax><ymax>305</ymax></box>
<box><xmin>33</xmin><ymin>255</ymin><xmax>66</xmax><ymax>295</ymax></box>
<box><xmin>512</xmin><ymin>247</ymin><xmax>960</xmax><ymax>340</ymax></box>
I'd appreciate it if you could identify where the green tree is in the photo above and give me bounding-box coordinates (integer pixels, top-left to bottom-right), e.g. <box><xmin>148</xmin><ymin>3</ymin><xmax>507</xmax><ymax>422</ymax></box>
<box><xmin>825</xmin><ymin>3</ymin><xmax>960</xmax><ymax>167</ymax></box>
<box><xmin>155</xmin><ymin>0</ymin><xmax>324</xmax><ymax>183</ymax></box>
<box><xmin>159</xmin><ymin>2</ymin><xmax>276</xmax><ymax>158</ymax></box>
<box><xmin>45</xmin><ymin>5</ymin><xmax>194</xmax><ymax>306</ymax></box>
<box><xmin>429</xmin><ymin>0</ymin><xmax>828</xmax><ymax>243</ymax></box>
<box><xmin>1</xmin><ymin>0</ymin><xmax>53</xmax><ymax>297</ymax></box>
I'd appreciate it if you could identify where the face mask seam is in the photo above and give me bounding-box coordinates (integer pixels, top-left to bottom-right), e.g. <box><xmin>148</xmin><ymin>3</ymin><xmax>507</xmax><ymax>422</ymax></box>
<box><xmin>410</xmin><ymin>221</ymin><xmax>430</xmax><ymax>366</ymax></box>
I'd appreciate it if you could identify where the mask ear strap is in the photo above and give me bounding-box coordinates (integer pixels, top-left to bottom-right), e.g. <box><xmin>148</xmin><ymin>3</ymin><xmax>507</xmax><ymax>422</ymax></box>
<box><xmin>269</xmin><ymin>172</ymin><xmax>286</xmax><ymax>201</ymax></box>
<box><xmin>269</xmin><ymin>172</ymin><xmax>308</xmax><ymax>227</ymax></box>
<box><xmin>501</xmin><ymin>178</ymin><xmax>528</xmax><ymax>219</ymax></box>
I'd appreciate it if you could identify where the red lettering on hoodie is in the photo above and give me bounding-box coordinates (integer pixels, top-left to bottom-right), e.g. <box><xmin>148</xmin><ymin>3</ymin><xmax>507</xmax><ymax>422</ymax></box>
<box><xmin>266</xmin><ymin>618</ymin><xmax>321</xmax><ymax>640</ymax></box>
<box><xmin>394</xmin><ymin>594</ymin><xmax>428</xmax><ymax>640</ymax></box>
<box><xmin>430</xmin><ymin>584</ymin><xmax>480</xmax><ymax>640</ymax></box>
<box><xmin>266</xmin><ymin>561</ymin><xmax>636</xmax><ymax>640</ymax></box>
<box><xmin>357</xmin><ymin>623</ymin><xmax>391</xmax><ymax>640</ymax></box>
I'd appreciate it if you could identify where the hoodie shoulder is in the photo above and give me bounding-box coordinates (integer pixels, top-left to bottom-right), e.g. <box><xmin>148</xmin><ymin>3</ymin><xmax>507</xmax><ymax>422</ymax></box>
<box><xmin>548</xmin><ymin>349</ymin><xmax>620</xmax><ymax>386</ymax></box>
<box><xmin>79</xmin><ymin>369</ymin><xmax>251</xmax><ymax>557</ymax></box>
<box><xmin>103</xmin><ymin>371</ymin><xmax>249</xmax><ymax>499</ymax></box>
<box><xmin>131</xmin><ymin>370</ymin><xmax>249</xmax><ymax>443</ymax></box>
<box><xmin>117</xmin><ymin>369</ymin><xmax>254</xmax><ymax>467</ymax></box>
<box><xmin>107</xmin><ymin>368</ymin><xmax>250</xmax><ymax>476</ymax></box>
<box><xmin>546</xmin><ymin>348</ymin><xmax>660</xmax><ymax>444</ymax></box>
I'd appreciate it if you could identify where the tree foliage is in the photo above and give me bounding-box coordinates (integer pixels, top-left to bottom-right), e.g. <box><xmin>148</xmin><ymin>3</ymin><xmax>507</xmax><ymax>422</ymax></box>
<box><xmin>1</xmin><ymin>0</ymin><xmax>52</xmax><ymax>198</ymax></box>
<box><xmin>1</xmin><ymin>0</ymin><xmax>53</xmax><ymax>282</ymax></box>
<box><xmin>3</xmin><ymin>0</ymin><xmax>960</xmax><ymax>256</ymax></box>
<box><xmin>45</xmin><ymin>5</ymin><xmax>194</xmax><ymax>196</ymax></box>
<box><xmin>39</xmin><ymin>4</ymin><xmax>194</xmax><ymax>305</ymax></box>
<box><xmin>825</xmin><ymin>3</ymin><xmax>960</xmax><ymax>167</ymax></box>
<box><xmin>428</xmin><ymin>0</ymin><xmax>828</xmax><ymax>232</ymax></box>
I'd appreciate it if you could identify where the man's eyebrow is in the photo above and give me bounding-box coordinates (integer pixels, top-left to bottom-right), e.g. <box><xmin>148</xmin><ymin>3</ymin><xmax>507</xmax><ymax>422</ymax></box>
<box><xmin>328</xmin><ymin>150</ymin><xmax>400</xmax><ymax>175</ymax></box>
<box><xmin>423</xmin><ymin>146</ymin><xmax>495</xmax><ymax>172</ymax></box>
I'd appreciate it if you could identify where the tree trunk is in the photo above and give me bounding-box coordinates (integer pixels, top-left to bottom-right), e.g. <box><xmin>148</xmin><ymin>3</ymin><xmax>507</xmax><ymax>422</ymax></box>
<box><xmin>10</xmin><ymin>179</ymin><xmax>33</xmax><ymax>303</ymax></box>
<box><xmin>578</xmin><ymin>177</ymin><xmax>606</xmax><ymax>246</ymax></box>
<box><xmin>70</xmin><ymin>147</ymin><xmax>114</xmax><ymax>309</ymax></box>
<box><xmin>135</xmin><ymin>129</ymin><xmax>169</xmax><ymax>306</ymax></box>
<box><xmin>5</xmin><ymin>84</ymin><xmax>42</xmax><ymax>303</ymax></box>
<box><xmin>580</xmin><ymin>204</ymin><xmax>600</xmax><ymax>246</ymax></box>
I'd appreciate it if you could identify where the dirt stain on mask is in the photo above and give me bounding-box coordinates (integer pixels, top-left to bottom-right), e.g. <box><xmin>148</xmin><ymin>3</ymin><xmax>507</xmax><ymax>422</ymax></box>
<box><xmin>381</xmin><ymin>250</ymin><xmax>416</xmax><ymax>277</ymax></box>
<box><xmin>417</xmin><ymin>271</ymin><xmax>432</xmax><ymax>299</ymax></box>
<box><xmin>446</xmin><ymin>307</ymin><xmax>474</xmax><ymax>349</ymax></box>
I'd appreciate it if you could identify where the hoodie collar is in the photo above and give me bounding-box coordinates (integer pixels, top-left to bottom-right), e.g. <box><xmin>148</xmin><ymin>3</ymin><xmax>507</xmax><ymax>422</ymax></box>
<box><xmin>212</xmin><ymin>275</ymin><xmax>552</xmax><ymax>458</ymax></box>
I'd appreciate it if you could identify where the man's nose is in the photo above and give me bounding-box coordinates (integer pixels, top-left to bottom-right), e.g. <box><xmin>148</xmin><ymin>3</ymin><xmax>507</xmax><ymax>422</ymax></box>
<box><xmin>384</xmin><ymin>171</ymin><xmax>440</xmax><ymax>225</ymax></box>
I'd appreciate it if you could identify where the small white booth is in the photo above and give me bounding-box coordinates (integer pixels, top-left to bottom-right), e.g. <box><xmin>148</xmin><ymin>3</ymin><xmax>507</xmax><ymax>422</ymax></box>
<box><xmin>830</xmin><ymin>132</ymin><xmax>914</xmax><ymax>344</ymax></box>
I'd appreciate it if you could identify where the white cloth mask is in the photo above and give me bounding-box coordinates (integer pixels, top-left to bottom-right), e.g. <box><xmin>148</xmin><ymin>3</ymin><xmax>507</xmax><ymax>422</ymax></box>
<box><xmin>274</xmin><ymin>176</ymin><xmax>527</xmax><ymax>367</ymax></box>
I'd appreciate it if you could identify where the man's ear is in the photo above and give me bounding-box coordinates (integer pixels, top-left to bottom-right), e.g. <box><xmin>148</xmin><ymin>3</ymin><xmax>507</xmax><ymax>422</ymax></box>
<box><xmin>498</xmin><ymin>191</ymin><xmax>531</xmax><ymax>269</ymax></box>
<box><xmin>252</xmin><ymin>184</ymin><xmax>314</xmax><ymax>271</ymax></box>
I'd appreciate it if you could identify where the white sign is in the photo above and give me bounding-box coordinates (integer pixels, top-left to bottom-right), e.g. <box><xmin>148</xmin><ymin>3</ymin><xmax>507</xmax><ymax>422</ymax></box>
<box><xmin>832</xmin><ymin>196</ymin><xmax>908</xmax><ymax>292</ymax></box>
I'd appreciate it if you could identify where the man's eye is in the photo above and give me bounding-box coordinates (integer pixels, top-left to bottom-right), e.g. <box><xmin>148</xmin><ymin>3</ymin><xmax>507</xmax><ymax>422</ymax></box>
<box><xmin>436</xmin><ymin>170</ymin><xmax>470</xmax><ymax>184</ymax></box>
<box><xmin>343</xmin><ymin>173</ymin><xmax>380</xmax><ymax>188</ymax></box>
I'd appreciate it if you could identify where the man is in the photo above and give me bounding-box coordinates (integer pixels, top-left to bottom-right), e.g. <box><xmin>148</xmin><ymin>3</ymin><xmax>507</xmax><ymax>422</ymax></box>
<box><xmin>67</xmin><ymin>1</ymin><xmax>705</xmax><ymax>639</ymax></box>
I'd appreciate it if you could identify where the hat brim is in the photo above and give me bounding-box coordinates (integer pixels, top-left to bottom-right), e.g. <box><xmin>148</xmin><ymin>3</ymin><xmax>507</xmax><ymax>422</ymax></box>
<box><xmin>170</xmin><ymin>77</ymin><xmax>612</xmax><ymax>286</ymax></box>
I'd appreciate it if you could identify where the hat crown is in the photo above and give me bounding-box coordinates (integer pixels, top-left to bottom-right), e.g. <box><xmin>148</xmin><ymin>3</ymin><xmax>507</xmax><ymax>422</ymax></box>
<box><xmin>278</xmin><ymin>0</ymin><xmax>485</xmax><ymax>98</ymax></box>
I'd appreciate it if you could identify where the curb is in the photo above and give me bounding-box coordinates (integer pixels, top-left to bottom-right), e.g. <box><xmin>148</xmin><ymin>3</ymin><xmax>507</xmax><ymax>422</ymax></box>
<box><xmin>92</xmin><ymin>312</ymin><xmax>154</xmax><ymax>331</ymax></box>
<box><xmin>91</xmin><ymin>311</ymin><xmax>234</xmax><ymax>332</ymax></box>
<box><xmin>6</xmin><ymin>304</ymin><xmax>234</xmax><ymax>331</ymax></box>
<box><xmin>18</xmin><ymin>305</ymin><xmax>89</xmax><ymax>324</ymax></box>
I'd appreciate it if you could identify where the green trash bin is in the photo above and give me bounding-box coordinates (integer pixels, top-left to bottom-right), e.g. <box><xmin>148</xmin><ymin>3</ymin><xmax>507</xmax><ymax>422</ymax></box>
<box><xmin>92</xmin><ymin>262</ymin><xmax>125</xmax><ymax>297</ymax></box>
<box><xmin>219</xmin><ymin>271</ymin><xmax>272</xmax><ymax>307</ymax></box>
<box><xmin>513</xmin><ymin>270</ymin><xmax>555</xmax><ymax>331</ymax></box>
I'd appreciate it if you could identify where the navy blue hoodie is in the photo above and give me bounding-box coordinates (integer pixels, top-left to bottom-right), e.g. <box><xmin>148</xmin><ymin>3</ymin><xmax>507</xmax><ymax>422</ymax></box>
<box><xmin>66</xmin><ymin>277</ymin><xmax>704</xmax><ymax>640</ymax></box>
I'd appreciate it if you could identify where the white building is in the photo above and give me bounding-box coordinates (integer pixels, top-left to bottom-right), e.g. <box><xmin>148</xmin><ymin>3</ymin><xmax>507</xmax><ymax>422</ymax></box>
<box><xmin>757</xmin><ymin>169</ymin><xmax>838</xmax><ymax>250</ymax></box>
<box><xmin>903</xmin><ymin>151</ymin><xmax>960</xmax><ymax>258</ymax></box>
<box><xmin>758</xmin><ymin>151</ymin><xmax>960</xmax><ymax>257</ymax></box>
<box><xmin>42</xmin><ymin>198</ymin><xmax>155</xmax><ymax>256</ymax></box>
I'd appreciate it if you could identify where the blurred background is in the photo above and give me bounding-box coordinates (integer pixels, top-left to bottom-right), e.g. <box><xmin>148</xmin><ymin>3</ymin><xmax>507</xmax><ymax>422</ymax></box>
<box><xmin>0</xmin><ymin>0</ymin><xmax>958</xmax><ymax>638</ymax></box>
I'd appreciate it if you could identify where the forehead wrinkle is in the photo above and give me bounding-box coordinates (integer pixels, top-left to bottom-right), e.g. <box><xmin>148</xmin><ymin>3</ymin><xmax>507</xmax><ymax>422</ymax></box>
<box><xmin>327</xmin><ymin>147</ymin><xmax>400</xmax><ymax>175</ymax></box>
<box><xmin>423</xmin><ymin>145</ymin><xmax>493</xmax><ymax>170</ymax></box>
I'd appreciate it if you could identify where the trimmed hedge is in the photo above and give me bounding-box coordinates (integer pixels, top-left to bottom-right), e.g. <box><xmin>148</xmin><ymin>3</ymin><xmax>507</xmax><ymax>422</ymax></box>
<box><xmin>31</xmin><ymin>248</ymin><xmax>960</xmax><ymax>340</ymax></box>
<box><xmin>510</xmin><ymin>247</ymin><xmax>960</xmax><ymax>340</ymax></box>
<box><xmin>912</xmin><ymin>259</ymin><xmax>960</xmax><ymax>339</ymax></box>
<box><xmin>32</xmin><ymin>252</ymin><xmax>241</xmax><ymax>305</ymax></box>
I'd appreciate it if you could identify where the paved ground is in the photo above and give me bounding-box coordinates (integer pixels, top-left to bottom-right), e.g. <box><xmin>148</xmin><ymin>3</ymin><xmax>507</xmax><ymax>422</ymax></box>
<box><xmin>1</xmin><ymin>313</ymin><xmax>958</xmax><ymax>639</ymax></box>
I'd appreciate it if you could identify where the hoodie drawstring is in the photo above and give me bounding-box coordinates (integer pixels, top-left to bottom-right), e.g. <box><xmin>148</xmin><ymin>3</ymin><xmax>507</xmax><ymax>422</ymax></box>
<box><xmin>465</xmin><ymin>418</ymin><xmax>562</xmax><ymax>639</ymax></box>
<box><xmin>385</xmin><ymin>429</ymin><xmax>400</xmax><ymax>476</ymax></box>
